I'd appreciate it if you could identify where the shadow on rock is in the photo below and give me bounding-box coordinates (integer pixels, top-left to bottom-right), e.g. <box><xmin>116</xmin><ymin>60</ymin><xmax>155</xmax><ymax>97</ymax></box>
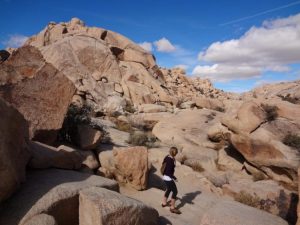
<box><xmin>148</xmin><ymin>165</ymin><xmax>165</xmax><ymax>190</ymax></box>
<box><xmin>177</xmin><ymin>190</ymin><xmax>201</xmax><ymax>209</ymax></box>
<box><xmin>159</xmin><ymin>216</ymin><xmax>172</xmax><ymax>225</ymax></box>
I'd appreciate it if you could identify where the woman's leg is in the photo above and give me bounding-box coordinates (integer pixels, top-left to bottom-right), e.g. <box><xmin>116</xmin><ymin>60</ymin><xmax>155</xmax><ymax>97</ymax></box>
<box><xmin>162</xmin><ymin>181</ymin><xmax>172</xmax><ymax>205</ymax></box>
<box><xmin>169</xmin><ymin>181</ymin><xmax>178</xmax><ymax>209</ymax></box>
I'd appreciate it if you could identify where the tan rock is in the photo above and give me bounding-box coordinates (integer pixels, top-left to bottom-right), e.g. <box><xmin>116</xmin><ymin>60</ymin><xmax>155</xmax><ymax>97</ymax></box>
<box><xmin>194</xmin><ymin>97</ymin><xmax>224</xmax><ymax>111</ymax></box>
<box><xmin>138</xmin><ymin>104</ymin><xmax>167</xmax><ymax>113</ymax></box>
<box><xmin>297</xmin><ymin>167</ymin><xmax>300</xmax><ymax>225</ymax></box>
<box><xmin>222</xmin><ymin>179</ymin><xmax>297</xmax><ymax>221</ymax></box>
<box><xmin>58</xmin><ymin>145</ymin><xmax>100</xmax><ymax>170</ymax></box>
<box><xmin>222</xmin><ymin>101</ymin><xmax>265</xmax><ymax>134</ymax></box>
<box><xmin>28</xmin><ymin>141</ymin><xmax>82</xmax><ymax>170</ymax></box>
<box><xmin>79</xmin><ymin>187</ymin><xmax>159</xmax><ymax>225</ymax></box>
<box><xmin>0</xmin><ymin>169</ymin><xmax>118</xmax><ymax>225</ymax></box>
<box><xmin>0</xmin><ymin>46</ymin><xmax>76</xmax><ymax>143</ymax></box>
<box><xmin>230</xmin><ymin>128</ymin><xmax>300</xmax><ymax>186</ymax></box>
<box><xmin>98</xmin><ymin>146</ymin><xmax>149</xmax><ymax>190</ymax></box>
<box><xmin>77</xmin><ymin>125</ymin><xmax>102</xmax><ymax>150</ymax></box>
<box><xmin>199</xmin><ymin>199</ymin><xmax>288</xmax><ymax>225</ymax></box>
<box><xmin>23</xmin><ymin>214</ymin><xmax>57</xmax><ymax>225</ymax></box>
<box><xmin>0</xmin><ymin>99</ymin><xmax>30</xmax><ymax>203</ymax></box>
<box><xmin>217</xmin><ymin>147</ymin><xmax>244</xmax><ymax>171</ymax></box>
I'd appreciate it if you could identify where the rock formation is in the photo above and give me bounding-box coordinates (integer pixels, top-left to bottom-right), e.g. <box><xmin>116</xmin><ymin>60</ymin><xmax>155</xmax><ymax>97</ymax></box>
<box><xmin>0</xmin><ymin>18</ymin><xmax>299</xmax><ymax>225</ymax></box>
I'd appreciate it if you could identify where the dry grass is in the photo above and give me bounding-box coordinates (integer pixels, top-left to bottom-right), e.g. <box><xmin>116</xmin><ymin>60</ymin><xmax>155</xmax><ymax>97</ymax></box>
<box><xmin>283</xmin><ymin>133</ymin><xmax>300</xmax><ymax>150</ymax></box>
<box><xmin>234</xmin><ymin>191</ymin><xmax>260</xmax><ymax>208</ymax></box>
<box><xmin>261</xmin><ymin>104</ymin><xmax>278</xmax><ymax>121</ymax></box>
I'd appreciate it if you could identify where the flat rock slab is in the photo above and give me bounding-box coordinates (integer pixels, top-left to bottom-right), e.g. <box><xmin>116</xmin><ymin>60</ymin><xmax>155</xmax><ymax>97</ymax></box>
<box><xmin>79</xmin><ymin>187</ymin><xmax>159</xmax><ymax>225</ymax></box>
<box><xmin>0</xmin><ymin>169</ymin><xmax>118</xmax><ymax>225</ymax></box>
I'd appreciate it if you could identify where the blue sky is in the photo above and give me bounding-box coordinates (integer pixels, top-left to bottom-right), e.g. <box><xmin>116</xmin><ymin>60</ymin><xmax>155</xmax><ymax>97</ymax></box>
<box><xmin>1</xmin><ymin>0</ymin><xmax>300</xmax><ymax>92</ymax></box>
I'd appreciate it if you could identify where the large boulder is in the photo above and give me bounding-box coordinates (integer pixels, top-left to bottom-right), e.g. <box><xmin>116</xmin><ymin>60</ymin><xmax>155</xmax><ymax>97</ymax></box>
<box><xmin>199</xmin><ymin>199</ymin><xmax>288</xmax><ymax>225</ymax></box>
<box><xmin>79</xmin><ymin>187</ymin><xmax>158</xmax><ymax>225</ymax></box>
<box><xmin>28</xmin><ymin>141</ymin><xmax>82</xmax><ymax>170</ymax></box>
<box><xmin>0</xmin><ymin>99</ymin><xmax>30</xmax><ymax>203</ymax></box>
<box><xmin>77</xmin><ymin>125</ymin><xmax>102</xmax><ymax>150</ymax></box>
<box><xmin>230</xmin><ymin>128</ymin><xmax>300</xmax><ymax>186</ymax></box>
<box><xmin>23</xmin><ymin>214</ymin><xmax>57</xmax><ymax>225</ymax></box>
<box><xmin>0</xmin><ymin>169</ymin><xmax>118</xmax><ymax>225</ymax></box>
<box><xmin>221</xmin><ymin>101</ymin><xmax>265</xmax><ymax>134</ymax></box>
<box><xmin>222</xmin><ymin>179</ymin><xmax>297</xmax><ymax>223</ymax></box>
<box><xmin>98</xmin><ymin>146</ymin><xmax>149</xmax><ymax>190</ymax></box>
<box><xmin>0</xmin><ymin>45</ymin><xmax>76</xmax><ymax>143</ymax></box>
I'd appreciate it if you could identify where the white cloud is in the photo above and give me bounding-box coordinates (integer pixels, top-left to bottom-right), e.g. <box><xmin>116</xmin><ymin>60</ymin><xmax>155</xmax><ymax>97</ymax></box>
<box><xmin>138</xmin><ymin>41</ymin><xmax>153</xmax><ymax>52</ymax></box>
<box><xmin>193</xmin><ymin>13</ymin><xmax>300</xmax><ymax>81</ymax></box>
<box><xmin>2</xmin><ymin>34</ymin><xmax>28</xmax><ymax>48</ymax></box>
<box><xmin>193</xmin><ymin>64</ymin><xmax>261</xmax><ymax>82</ymax></box>
<box><xmin>154</xmin><ymin>37</ymin><xmax>176</xmax><ymax>52</ymax></box>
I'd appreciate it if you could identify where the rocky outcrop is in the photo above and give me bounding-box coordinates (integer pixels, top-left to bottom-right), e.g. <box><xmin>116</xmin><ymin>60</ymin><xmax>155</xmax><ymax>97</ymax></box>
<box><xmin>0</xmin><ymin>169</ymin><xmax>118</xmax><ymax>225</ymax></box>
<box><xmin>79</xmin><ymin>187</ymin><xmax>158</xmax><ymax>225</ymax></box>
<box><xmin>0</xmin><ymin>45</ymin><xmax>76</xmax><ymax>143</ymax></box>
<box><xmin>0</xmin><ymin>99</ymin><xmax>30</xmax><ymax>203</ymax></box>
<box><xmin>98</xmin><ymin>146</ymin><xmax>149</xmax><ymax>190</ymax></box>
<box><xmin>28</xmin><ymin>141</ymin><xmax>82</xmax><ymax>170</ymax></box>
<box><xmin>199</xmin><ymin>199</ymin><xmax>288</xmax><ymax>225</ymax></box>
<box><xmin>23</xmin><ymin>214</ymin><xmax>57</xmax><ymax>225</ymax></box>
<box><xmin>0</xmin><ymin>49</ymin><xmax>10</xmax><ymax>62</ymax></box>
<box><xmin>77</xmin><ymin>125</ymin><xmax>102</xmax><ymax>150</ymax></box>
<box><xmin>222</xmin><ymin>179</ymin><xmax>297</xmax><ymax>223</ymax></box>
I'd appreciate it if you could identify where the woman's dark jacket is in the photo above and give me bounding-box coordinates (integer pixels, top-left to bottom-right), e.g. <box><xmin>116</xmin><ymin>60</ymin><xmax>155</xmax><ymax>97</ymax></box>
<box><xmin>162</xmin><ymin>155</ymin><xmax>177</xmax><ymax>180</ymax></box>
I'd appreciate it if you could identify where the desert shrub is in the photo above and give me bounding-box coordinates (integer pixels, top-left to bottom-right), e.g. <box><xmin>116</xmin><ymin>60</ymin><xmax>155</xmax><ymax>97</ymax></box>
<box><xmin>128</xmin><ymin>131</ymin><xmax>158</xmax><ymax>148</ymax></box>
<box><xmin>234</xmin><ymin>191</ymin><xmax>260</xmax><ymax>208</ymax></box>
<box><xmin>252</xmin><ymin>172</ymin><xmax>267</xmax><ymax>182</ymax></box>
<box><xmin>283</xmin><ymin>133</ymin><xmax>300</xmax><ymax>150</ymax></box>
<box><xmin>57</xmin><ymin>104</ymin><xmax>92</xmax><ymax>144</ymax></box>
<box><xmin>261</xmin><ymin>104</ymin><xmax>278</xmax><ymax>121</ymax></box>
<box><xmin>191</xmin><ymin>163</ymin><xmax>205</xmax><ymax>172</ymax></box>
<box><xmin>279</xmin><ymin>94</ymin><xmax>300</xmax><ymax>104</ymax></box>
<box><xmin>215</xmin><ymin>106</ymin><xmax>225</xmax><ymax>112</ymax></box>
<box><xmin>184</xmin><ymin>160</ymin><xmax>205</xmax><ymax>172</ymax></box>
<box><xmin>124</xmin><ymin>100</ymin><xmax>136</xmax><ymax>113</ymax></box>
<box><xmin>115</xmin><ymin>120</ymin><xmax>133</xmax><ymax>133</ymax></box>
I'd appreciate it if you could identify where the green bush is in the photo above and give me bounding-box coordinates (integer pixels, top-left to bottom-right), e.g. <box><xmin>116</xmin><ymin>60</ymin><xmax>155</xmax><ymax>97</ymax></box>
<box><xmin>128</xmin><ymin>131</ymin><xmax>158</xmax><ymax>148</ymax></box>
<box><xmin>261</xmin><ymin>104</ymin><xmax>278</xmax><ymax>121</ymax></box>
<box><xmin>283</xmin><ymin>133</ymin><xmax>300</xmax><ymax>150</ymax></box>
<box><xmin>57</xmin><ymin>104</ymin><xmax>92</xmax><ymax>144</ymax></box>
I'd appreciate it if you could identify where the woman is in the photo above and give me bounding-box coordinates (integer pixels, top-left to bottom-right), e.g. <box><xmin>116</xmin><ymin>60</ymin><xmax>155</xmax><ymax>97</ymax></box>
<box><xmin>161</xmin><ymin>146</ymin><xmax>181</xmax><ymax>214</ymax></box>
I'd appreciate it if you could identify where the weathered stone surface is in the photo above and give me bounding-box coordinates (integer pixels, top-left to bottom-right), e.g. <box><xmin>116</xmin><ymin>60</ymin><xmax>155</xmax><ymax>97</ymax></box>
<box><xmin>230</xmin><ymin>129</ymin><xmax>300</xmax><ymax>186</ymax></box>
<box><xmin>77</xmin><ymin>125</ymin><xmax>102</xmax><ymax>150</ymax></box>
<box><xmin>28</xmin><ymin>141</ymin><xmax>82</xmax><ymax>170</ymax></box>
<box><xmin>58</xmin><ymin>145</ymin><xmax>100</xmax><ymax>170</ymax></box>
<box><xmin>98</xmin><ymin>146</ymin><xmax>149</xmax><ymax>190</ymax></box>
<box><xmin>0</xmin><ymin>99</ymin><xmax>30</xmax><ymax>203</ymax></box>
<box><xmin>199</xmin><ymin>199</ymin><xmax>288</xmax><ymax>225</ymax></box>
<box><xmin>23</xmin><ymin>214</ymin><xmax>57</xmax><ymax>225</ymax></box>
<box><xmin>0</xmin><ymin>46</ymin><xmax>76</xmax><ymax>143</ymax></box>
<box><xmin>79</xmin><ymin>187</ymin><xmax>159</xmax><ymax>225</ymax></box>
<box><xmin>138</xmin><ymin>104</ymin><xmax>167</xmax><ymax>113</ymax></box>
<box><xmin>223</xmin><ymin>179</ymin><xmax>297</xmax><ymax>222</ymax></box>
<box><xmin>0</xmin><ymin>49</ymin><xmax>10</xmax><ymax>62</ymax></box>
<box><xmin>297</xmin><ymin>167</ymin><xmax>300</xmax><ymax>225</ymax></box>
<box><xmin>194</xmin><ymin>96</ymin><xmax>224</xmax><ymax>111</ymax></box>
<box><xmin>222</xmin><ymin>101</ymin><xmax>265</xmax><ymax>134</ymax></box>
<box><xmin>0</xmin><ymin>169</ymin><xmax>118</xmax><ymax>225</ymax></box>
<box><xmin>152</xmin><ymin>109</ymin><xmax>219</xmax><ymax>163</ymax></box>
<box><xmin>217</xmin><ymin>147</ymin><xmax>244</xmax><ymax>171</ymax></box>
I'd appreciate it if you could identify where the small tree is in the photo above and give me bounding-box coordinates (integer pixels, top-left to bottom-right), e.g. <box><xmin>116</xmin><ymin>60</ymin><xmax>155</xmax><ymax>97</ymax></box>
<box><xmin>57</xmin><ymin>104</ymin><xmax>92</xmax><ymax>144</ymax></box>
